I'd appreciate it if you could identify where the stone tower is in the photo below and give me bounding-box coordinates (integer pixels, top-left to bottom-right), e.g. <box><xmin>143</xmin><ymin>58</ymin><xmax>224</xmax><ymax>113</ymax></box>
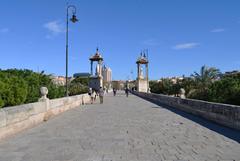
<box><xmin>89</xmin><ymin>48</ymin><xmax>103</xmax><ymax>91</ymax></box>
<box><xmin>136</xmin><ymin>52</ymin><xmax>149</xmax><ymax>92</ymax></box>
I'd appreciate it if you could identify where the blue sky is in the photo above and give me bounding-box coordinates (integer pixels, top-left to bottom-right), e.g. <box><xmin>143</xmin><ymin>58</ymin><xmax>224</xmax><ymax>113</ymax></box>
<box><xmin>0</xmin><ymin>0</ymin><xmax>240</xmax><ymax>80</ymax></box>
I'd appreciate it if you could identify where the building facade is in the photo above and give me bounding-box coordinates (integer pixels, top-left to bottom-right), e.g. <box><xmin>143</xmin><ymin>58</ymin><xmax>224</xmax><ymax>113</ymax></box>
<box><xmin>102</xmin><ymin>65</ymin><xmax>112</xmax><ymax>83</ymax></box>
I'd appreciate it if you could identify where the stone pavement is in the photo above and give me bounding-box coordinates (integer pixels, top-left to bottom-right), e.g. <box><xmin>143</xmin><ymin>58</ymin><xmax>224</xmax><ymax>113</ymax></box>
<box><xmin>0</xmin><ymin>92</ymin><xmax>240</xmax><ymax>161</ymax></box>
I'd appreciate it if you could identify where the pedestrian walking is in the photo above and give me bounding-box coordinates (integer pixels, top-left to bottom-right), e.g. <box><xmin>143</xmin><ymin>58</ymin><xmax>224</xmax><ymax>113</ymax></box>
<box><xmin>125</xmin><ymin>88</ymin><xmax>129</xmax><ymax>97</ymax></box>
<box><xmin>91</xmin><ymin>90</ymin><xmax>96</xmax><ymax>104</ymax></box>
<box><xmin>88</xmin><ymin>88</ymin><xmax>92</xmax><ymax>95</ymax></box>
<box><xmin>99</xmin><ymin>87</ymin><xmax>104</xmax><ymax>104</ymax></box>
<box><xmin>113</xmin><ymin>88</ymin><xmax>116</xmax><ymax>96</ymax></box>
<box><xmin>88</xmin><ymin>88</ymin><xmax>94</xmax><ymax>104</ymax></box>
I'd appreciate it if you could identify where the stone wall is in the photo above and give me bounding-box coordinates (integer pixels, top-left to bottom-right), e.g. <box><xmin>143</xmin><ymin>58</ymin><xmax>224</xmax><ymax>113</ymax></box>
<box><xmin>132</xmin><ymin>91</ymin><xmax>240</xmax><ymax>131</ymax></box>
<box><xmin>0</xmin><ymin>94</ymin><xmax>91</xmax><ymax>140</ymax></box>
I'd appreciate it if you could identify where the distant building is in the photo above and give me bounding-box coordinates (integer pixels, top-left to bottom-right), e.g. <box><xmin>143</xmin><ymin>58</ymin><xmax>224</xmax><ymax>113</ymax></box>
<box><xmin>169</xmin><ymin>76</ymin><xmax>184</xmax><ymax>84</ymax></box>
<box><xmin>112</xmin><ymin>80</ymin><xmax>125</xmax><ymax>90</ymax></box>
<box><xmin>157</xmin><ymin>76</ymin><xmax>184</xmax><ymax>84</ymax></box>
<box><xmin>51</xmin><ymin>76</ymin><xmax>66</xmax><ymax>86</ymax></box>
<box><xmin>73</xmin><ymin>73</ymin><xmax>91</xmax><ymax>78</ymax></box>
<box><xmin>102</xmin><ymin>65</ymin><xmax>112</xmax><ymax>83</ymax></box>
<box><xmin>224</xmin><ymin>70</ymin><xmax>240</xmax><ymax>76</ymax></box>
<box><xmin>51</xmin><ymin>76</ymin><xmax>75</xmax><ymax>86</ymax></box>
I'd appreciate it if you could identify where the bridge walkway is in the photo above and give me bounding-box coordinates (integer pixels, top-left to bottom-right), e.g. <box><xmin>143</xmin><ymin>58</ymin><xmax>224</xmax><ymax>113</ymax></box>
<box><xmin>0</xmin><ymin>91</ymin><xmax>240</xmax><ymax>161</ymax></box>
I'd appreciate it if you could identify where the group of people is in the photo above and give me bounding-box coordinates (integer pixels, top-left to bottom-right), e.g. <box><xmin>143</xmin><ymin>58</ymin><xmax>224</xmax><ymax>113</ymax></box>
<box><xmin>88</xmin><ymin>87</ymin><xmax>104</xmax><ymax>104</ymax></box>
<box><xmin>89</xmin><ymin>87</ymin><xmax>130</xmax><ymax>105</ymax></box>
<box><xmin>113</xmin><ymin>88</ymin><xmax>129</xmax><ymax>97</ymax></box>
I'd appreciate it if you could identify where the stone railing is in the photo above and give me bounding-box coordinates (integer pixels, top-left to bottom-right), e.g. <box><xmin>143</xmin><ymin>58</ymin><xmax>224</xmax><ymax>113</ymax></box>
<box><xmin>132</xmin><ymin>91</ymin><xmax>240</xmax><ymax>130</ymax></box>
<box><xmin>0</xmin><ymin>88</ymin><xmax>91</xmax><ymax>140</ymax></box>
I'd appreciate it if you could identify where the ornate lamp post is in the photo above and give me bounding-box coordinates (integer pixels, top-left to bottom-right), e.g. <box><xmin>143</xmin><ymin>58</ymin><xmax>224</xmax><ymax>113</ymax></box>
<box><xmin>65</xmin><ymin>4</ymin><xmax>78</xmax><ymax>96</ymax></box>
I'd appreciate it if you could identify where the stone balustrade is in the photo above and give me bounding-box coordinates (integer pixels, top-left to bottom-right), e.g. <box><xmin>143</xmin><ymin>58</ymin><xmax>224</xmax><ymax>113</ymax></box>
<box><xmin>0</xmin><ymin>91</ymin><xmax>91</xmax><ymax>140</ymax></box>
<box><xmin>132</xmin><ymin>91</ymin><xmax>240</xmax><ymax>130</ymax></box>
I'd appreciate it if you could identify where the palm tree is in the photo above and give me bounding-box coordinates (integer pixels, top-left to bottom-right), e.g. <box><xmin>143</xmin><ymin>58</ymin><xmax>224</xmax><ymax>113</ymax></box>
<box><xmin>191</xmin><ymin>65</ymin><xmax>221</xmax><ymax>87</ymax></box>
<box><xmin>189</xmin><ymin>65</ymin><xmax>221</xmax><ymax>100</ymax></box>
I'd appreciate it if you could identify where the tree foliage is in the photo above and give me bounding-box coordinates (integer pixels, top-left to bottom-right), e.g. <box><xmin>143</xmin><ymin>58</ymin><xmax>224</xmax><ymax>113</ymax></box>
<box><xmin>0</xmin><ymin>69</ymin><xmax>65</xmax><ymax>108</ymax></box>
<box><xmin>150</xmin><ymin>66</ymin><xmax>240</xmax><ymax>105</ymax></box>
<box><xmin>208</xmin><ymin>73</ymin><xmax>240</xmax><ymax>105</ymax></box>
<box><xmin>0</xmin><ymin>74</ymin><xmax>28</xmax><ymax>107</ymax></box>
<box><xmin>69</xmin><ymin>77</ymin><xmax>89</xmax><ymax>96</ymax></box>
<box><xmin>150</xmin><ymin>78</ymin><xmax>182</xmax><ymax>96</ymax></box>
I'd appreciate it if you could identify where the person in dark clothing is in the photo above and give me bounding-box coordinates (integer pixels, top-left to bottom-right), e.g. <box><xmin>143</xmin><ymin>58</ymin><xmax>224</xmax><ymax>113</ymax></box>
<box><xmin>113</xmin><ymin>88</ymin><xmax>116</xmax><ymax>96</ymax></box>
<box><xmin>125</xmin><ymin>88</ymin><xmax>129</xmax><ymax>97</ymax></box>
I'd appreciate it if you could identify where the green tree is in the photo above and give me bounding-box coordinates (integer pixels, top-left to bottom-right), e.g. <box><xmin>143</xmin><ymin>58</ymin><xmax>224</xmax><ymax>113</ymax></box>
<box><xmin>48</xmin><ymin>84</ymin><xmax>65</xmax><ymax>99</ymax></box>
<box><xmin>69</xmin><ymin>77</ymin><xmax>89</xmax><ymax>96</ymax></box>
<box><xmin>190</xmin><ymin>65</ymin><xmax>221</xmax><ymax>100</ymax></box>
<box><xmin>0</xmin><ymin>75</ymin><xmax>27</xmax><ymax>107</ymax></box>
<box><xmin>0</xmin><ymin>69</ymin><xmax>65</xmax><ymax>108</ymax></box>
<box><xmin>191</xmin><ymin>65</ymin><xmax>221</xmax><ymax>87</ymax></box>
<box><xmin>71</xmin><ymin>77</ymin><xmax>89</xmax><ymax>86</ymax></box>
<box><xmin>208</xmin><ymin>74</ymin><xmax>240</xmax><ymax>105</ymax></box>
<box><xmin>181</xmin><ymin>77</ymin><xmax>196</xmax><ymax>97</ymax></box>
<box><xmin>149</xmin><ymin>81</ymin><xmax>161</xmax><ymax>94</ymax></box>
<box><xmin>150</xmin><ymin>79</ymin><xmax>182</xmax><ymax>96</ymax></box>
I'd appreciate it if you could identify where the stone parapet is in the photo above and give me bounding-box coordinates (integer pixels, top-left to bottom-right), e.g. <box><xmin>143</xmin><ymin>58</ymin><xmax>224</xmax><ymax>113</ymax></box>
<box><xmin>132</xmin><ymin>91</ymin><xmax>240</xmax><ymax>131</ymax></box>
<box><xmin>0</xmin><ymin>94</ymin><xmax>91</xmax><ymax>140</ymax></box>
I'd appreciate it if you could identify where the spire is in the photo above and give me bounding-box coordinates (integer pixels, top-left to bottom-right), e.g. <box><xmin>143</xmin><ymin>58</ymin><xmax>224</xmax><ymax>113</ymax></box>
<box><xmin>96</xmin><ymin>47</ymin><xmax>100</xmax><ymax>56</ymax></box>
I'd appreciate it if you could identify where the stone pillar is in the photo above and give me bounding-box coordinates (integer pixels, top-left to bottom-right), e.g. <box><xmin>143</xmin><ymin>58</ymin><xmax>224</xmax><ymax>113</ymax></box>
<box><xmin>90</xmin><ymin>61</ymin><xmax>93</xmax><ymax>75</ymax></box>
<box><xmin>137</xmin><ymin>63</ymin><xmax>140</xmax><ymax>79</ymax></box>
<box><xmin>98</xmin><ymin>60</ymin><xmax>102</xmax><ymax>77</ymax></box>
<box><xmin>38</xmin><ymin>87</ymin><xmax>50</xmax><ymax>112</ymax></box>
<box><xmin>99</xmin><ymin>60</ymin><xmax>103</xmax><ymax>88</ymax></box>
<box><xmin>146</xmin><ymin>63</ymin><xmax>149</xmax><ymax>92</ymax></box>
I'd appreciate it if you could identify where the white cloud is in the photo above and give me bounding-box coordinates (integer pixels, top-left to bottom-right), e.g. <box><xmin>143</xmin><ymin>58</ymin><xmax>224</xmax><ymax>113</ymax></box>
<box><xmin>173</xmin><ymin>42</ymin><xmax>200</xmax><ymax>50</ymax></box>
<box><xmin>142</xmin><ymin>39</ymin><xmax>159</xmax><ymax>46</ymax></box>
<box><xmin>211</xmin><ymin>28</ymin><xmax>225</xmax><ymax>33</ymax></box>
<box><xmin>43</xmin><ymin>20</ymin><xmax>64</xmax><ymax>35</ymax></box>
<box><xmin>0</xmin><ymin>28</ymin><xmax>9</xmax><ymax>33</ymax></box>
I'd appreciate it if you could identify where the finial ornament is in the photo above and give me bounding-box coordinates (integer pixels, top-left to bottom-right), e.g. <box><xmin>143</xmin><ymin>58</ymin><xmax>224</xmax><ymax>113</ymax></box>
<box><xmin>38</xmin><ymin>87</ymin><xmax>49</xmax><ymax>102</ymax></box>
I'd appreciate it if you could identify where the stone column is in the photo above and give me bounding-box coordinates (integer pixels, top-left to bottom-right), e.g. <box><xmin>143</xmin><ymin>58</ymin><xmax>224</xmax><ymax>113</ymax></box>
<box><xmin>38</xmin><ymin>87</ymin><xmax>50</xmax><ymax>111</ymax></box>
<box><xmin>146</xmin><ymin>63</ymin><xmax>149</xmax><ymax>92</ymax></box>
<box><xmin>90</xmin><ymin>61</ymin><xmax>93</xmax><ymax>75</ymax></box>
<box><xmin>99</xmin><ymin>60</ymin><xmax>103</xmax><ymax>88</ymax></box>
<box><xmin>98</xmin><ymin>60</ymin><xmax>102</xmax><ymax>77</ymax></box>
<box><xmin>137</xmin><ymin>63</ymin><xmax>140</xmax><ymax>79</ymax></box>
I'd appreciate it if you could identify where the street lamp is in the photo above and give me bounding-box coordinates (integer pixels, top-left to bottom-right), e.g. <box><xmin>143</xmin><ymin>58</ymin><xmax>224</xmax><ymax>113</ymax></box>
<box><xmin>65</xmin><ymin>4</ymin><xmax>78</xmax><ymax>96</ymax></box>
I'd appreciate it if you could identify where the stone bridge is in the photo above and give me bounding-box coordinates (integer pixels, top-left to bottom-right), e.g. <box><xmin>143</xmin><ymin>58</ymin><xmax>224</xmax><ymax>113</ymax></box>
<box><xmin>0</xmin><ymin>92</ymin><xmax>240</xmax><ymax>161</ymax></box>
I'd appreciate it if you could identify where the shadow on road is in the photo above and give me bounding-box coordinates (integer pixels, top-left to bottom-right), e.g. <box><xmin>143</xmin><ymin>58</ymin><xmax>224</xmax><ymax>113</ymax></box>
<box><xmin>140</xmin><ymin>96</ymin><xmax>240</xmax><ymax>143</ymax></box>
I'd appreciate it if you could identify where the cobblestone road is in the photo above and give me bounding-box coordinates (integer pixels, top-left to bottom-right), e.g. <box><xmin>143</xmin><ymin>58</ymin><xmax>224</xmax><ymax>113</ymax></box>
<box><xmin>0</xmin><ymin>92</ymin><xmax>240</xmax><ymax>161</ymax></box>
